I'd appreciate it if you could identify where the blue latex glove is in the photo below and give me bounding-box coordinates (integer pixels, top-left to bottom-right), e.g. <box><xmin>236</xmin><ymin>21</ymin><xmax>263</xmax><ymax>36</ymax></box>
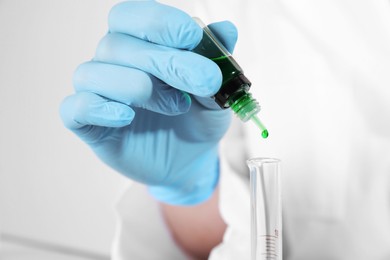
<box><xmin>60</xmin><ymin>0</ymin><xmax>238</xmax><ymax>205</ymax></box>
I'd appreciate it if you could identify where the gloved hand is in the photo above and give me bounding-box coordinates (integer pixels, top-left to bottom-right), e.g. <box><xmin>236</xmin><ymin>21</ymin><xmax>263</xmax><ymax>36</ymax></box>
<box><xmin>60</xmin><ymin>0</ymin><xmax>238</xmax><ymax>205</ymax></box>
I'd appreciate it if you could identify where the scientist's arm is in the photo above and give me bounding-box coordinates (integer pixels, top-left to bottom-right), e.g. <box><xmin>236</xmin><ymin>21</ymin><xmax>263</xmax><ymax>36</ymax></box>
<box><xmin>60</xmin><ymin>1</ymin><xmax>237</xmax><ymax>257</ymax></box>
<box><xmin>160</xmin><ymin>187</ymin><xmax>226</xmax><ymax>259</ymax></box>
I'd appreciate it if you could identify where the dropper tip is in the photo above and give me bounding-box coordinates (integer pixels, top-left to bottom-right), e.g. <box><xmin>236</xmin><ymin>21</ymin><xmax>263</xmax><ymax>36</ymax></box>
<box><xmin>250</xmin><ymin>115</ymin><xmax>269</xmax><ymax>139</ymax></box>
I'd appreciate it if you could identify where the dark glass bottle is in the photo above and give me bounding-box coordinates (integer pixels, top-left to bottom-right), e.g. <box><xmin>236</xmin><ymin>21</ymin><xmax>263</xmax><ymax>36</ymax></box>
<box><xmin>192</xmin><ymin>18</ymin><xmax>268</xmax><ymax>138</ymax></box>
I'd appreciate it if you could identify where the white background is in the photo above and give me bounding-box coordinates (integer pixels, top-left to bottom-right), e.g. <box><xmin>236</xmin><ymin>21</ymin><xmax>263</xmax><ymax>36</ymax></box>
<box><xmin>0</xmin><ymin>0</ymin><xmax>128</xmax><ymax>256</ymax></box>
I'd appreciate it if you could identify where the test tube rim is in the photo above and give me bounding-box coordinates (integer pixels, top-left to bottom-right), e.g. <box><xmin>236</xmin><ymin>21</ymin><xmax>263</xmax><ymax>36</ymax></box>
<box><xmin>246</xmin><ymin>157</ymin><xmax>281</xmax><ymax>166</ymax></box>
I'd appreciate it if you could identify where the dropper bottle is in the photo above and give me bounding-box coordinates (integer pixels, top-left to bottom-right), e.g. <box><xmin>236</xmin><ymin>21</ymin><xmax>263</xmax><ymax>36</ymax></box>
<box><xmin>192</xmin><ymin>18</ymin><xmax>268</xmax><ymax>138</ymax></box>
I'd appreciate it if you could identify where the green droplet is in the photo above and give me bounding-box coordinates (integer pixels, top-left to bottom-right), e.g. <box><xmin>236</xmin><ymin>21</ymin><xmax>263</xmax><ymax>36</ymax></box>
<box><xmin>262</xmin><ymin>129</ymin><xmax>269</xmax><ymax>139</ymax></box>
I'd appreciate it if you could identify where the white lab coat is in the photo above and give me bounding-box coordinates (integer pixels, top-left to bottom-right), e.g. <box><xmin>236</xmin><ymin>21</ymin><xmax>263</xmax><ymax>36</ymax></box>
<box><xmin>112</xmin><ymin>1</ymin><xmax>390</xmax><ymax>259</ymax></box>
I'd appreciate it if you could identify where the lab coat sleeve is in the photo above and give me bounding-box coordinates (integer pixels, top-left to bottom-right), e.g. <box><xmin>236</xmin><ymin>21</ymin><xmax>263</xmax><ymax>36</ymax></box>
<box><xmin>209</xmin><ymin>154</ymin><xmax>251</xmax><ymax>260</ymax></box>
<box><xmin>111</xmin><ymin>182</ymin><xmax>187</xmax><ymax>260</ymax></box>
<box><xmin>111</xmin><ymin>158</ymin><xmax>251</xmax><ymax>260</ymax></box>
<box><xmin>209</xmin><ymin>119</ymin><xmax>251</xmax><ymax>260</ymax></box>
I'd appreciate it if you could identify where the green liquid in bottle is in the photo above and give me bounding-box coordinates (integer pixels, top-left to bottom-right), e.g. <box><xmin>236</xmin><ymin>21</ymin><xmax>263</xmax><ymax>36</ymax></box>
<box><xmin>211</xmin><ymin>55</ymin><xmax>243</xmax><ymax>86</ymax></box>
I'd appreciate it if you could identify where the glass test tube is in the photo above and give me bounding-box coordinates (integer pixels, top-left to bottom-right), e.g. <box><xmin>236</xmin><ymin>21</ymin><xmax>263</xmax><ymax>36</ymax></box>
<box><xmin>247</xmin><ymin>158</ymin><xmax>282</xmax><ymax>260</ymax></box>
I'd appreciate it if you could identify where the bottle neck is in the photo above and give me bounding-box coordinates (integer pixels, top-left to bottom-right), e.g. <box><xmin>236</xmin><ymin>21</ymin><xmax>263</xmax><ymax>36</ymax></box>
<box><xmin>228</xmin><ymin>92</ymin><xmax>261</xmax><ymax>122</ymax></box>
